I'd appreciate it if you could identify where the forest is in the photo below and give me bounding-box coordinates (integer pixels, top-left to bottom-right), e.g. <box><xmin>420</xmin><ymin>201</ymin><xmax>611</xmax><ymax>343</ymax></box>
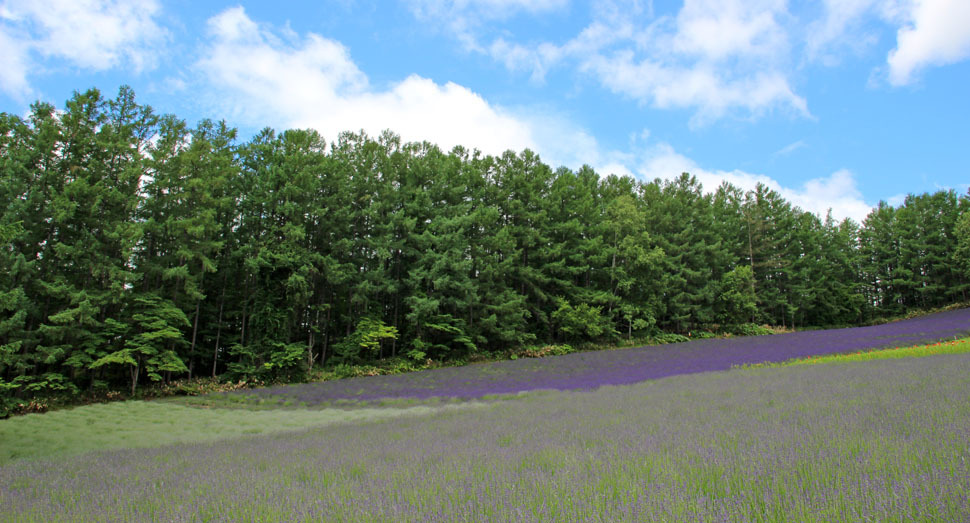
<box><xmin>2</xmin><ymin>86</ymin><xmax>969</xmax><ymax>401</ymax></box>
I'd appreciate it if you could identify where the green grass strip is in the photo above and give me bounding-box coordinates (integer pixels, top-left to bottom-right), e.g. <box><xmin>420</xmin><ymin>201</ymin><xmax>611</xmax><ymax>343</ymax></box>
<box><xmin>0</xmin><ymin>400</ymin><xmax>481</xmax><ymax>464</ymax></box>
<box><xmin>743</xmin><ymin>336</ymin><xmax>970</xmax><ymax>369</ymax></box>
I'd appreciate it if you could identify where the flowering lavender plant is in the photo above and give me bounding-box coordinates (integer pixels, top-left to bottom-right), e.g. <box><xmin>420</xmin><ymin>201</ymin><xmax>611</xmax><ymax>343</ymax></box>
<box><xmin>245</xmin><ymin>308</ymin><xmax>970</xmax><ymax>406</ymax></box>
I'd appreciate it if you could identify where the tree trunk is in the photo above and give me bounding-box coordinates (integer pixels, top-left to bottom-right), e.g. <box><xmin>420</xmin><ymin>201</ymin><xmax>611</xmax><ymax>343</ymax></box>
<box><xmin>747</xmin><ymin>217</ymin><xmax>757</xmax><ymax>298</ymax></box>
<box><xmin>212</xmin><ymin>283</ymin><xmax>226</xmax><ymax>378</ymax></box>
<box><xmin>130</xmin><ymin>361</ymin><xmax>139</xmax><ymax>397</ymax></box>
<box><xmin>240</xmin><ymin>282</ymin><xmax>249</xmax><ymax>349</ymax></box>
<box><xmin>189</xmin><ymin>299</ymin><xmax>201</xmax><ymax>374</ymax></box>
<box><xmin>307</xmin><ymin>307</ymin><xmax>320</xmax><ymax>370</ymax></box>
<box><xmin>321</xmin><ymin>295</ymin><xmax>332</xmax><ymax>365</ymax></box>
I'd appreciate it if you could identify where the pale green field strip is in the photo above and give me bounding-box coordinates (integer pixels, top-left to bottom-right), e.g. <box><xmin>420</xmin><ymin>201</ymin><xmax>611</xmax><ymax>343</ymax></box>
<box><xmin>0</xmin><ymin>400</ymin><xmax>482</xmax><ymax>464</ymax></box>
<box><xmin>743</xmin><ymin>336</ymin><xmax>970</xmax><ymax>369</ymax></box>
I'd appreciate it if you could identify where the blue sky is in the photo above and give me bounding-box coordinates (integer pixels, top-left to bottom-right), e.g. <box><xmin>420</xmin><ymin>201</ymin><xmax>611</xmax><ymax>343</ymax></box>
<box><xmin>2</xmin><ymin>0</ymin><xmax>969</xmax><ymax>222</ymax></box>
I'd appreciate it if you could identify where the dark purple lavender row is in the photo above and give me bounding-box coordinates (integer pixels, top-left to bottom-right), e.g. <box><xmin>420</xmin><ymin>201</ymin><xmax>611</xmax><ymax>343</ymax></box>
<box><xmin>242</xmin><ymin>308</ymin><xmax>970</xmax><ymax>405</ymax></box>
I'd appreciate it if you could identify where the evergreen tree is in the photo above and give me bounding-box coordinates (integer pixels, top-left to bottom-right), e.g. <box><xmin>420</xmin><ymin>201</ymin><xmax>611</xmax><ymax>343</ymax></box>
<box><xmin>645</xmin><ymin>174</ymin><xmax>733</xmax><ymax>332</ymax></box>
<box><xmin>742</xmin><ymin>184</ymin><xmax>796</xmax><ymax>326</ymax></box>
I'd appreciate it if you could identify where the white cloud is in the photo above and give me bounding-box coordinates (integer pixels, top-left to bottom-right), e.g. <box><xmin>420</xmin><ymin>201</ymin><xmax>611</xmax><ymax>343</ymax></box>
<box><xmin>474</xmin><ymin>0</ymin><xmax>808</xmax><ymax>121</ymax></box>
<box><xmin>486</xmin><ymin>17</ymin><xmax>633</xmax><ymax>83</ymax></box>
<box><xmin>406</xmin><ymin>0</ymin><xmax>568</xmax><ymax>50</ymax></box>
<box><xmin>886</xmin><ymin>193</ymin><xmax>907</xmax><ymax>206</ymax></box>
<box><xmin>409</xmin><ymin>0</ymin><xmax>567</xmax><ymax>15</ymax></box>
<box><xmin>887</xmin><ymin>0</ymin><xmax>970</xmax><ymax>85</ymax></box>
<box><xmin>786</xmin><ymin>169</ymin><xmax>876</xmax><ymax>223</ymax></box>
<box><xmin>0</xmin><ymin>24</ymin><xmax>31</xmax><ymax>99</ymax></box>
<box><xmin>636</xmin><ymin>143</ymin><xmax>874</xmax><ymax>222</ymax></box>
<box><xmin>0</xmin><ymin>0</ymin><xmax>166</xmax><ymax>98</ymax></box>
<box><xmin>672</xmin><ymin>0</ymin><xmax>789</xmax><ymax>62</ymax></box>
<box><xmin>202</xmin><ymin>7</ymin><xmax>368</xmax><ymax>100</ymax></box>
<box><xmin>198</xmin><ymin>7</ymin><xmax>542</xmax><ymax>156</ymax></box>
<box><xmin>806</xmin><ymin>0</ymin><xmax>970</xmax><ymax>83</ymax></box>
<box><xmin>422</xmin><ymin>0</ymin><xmax>970</xmax><ymax>118</ymax></box>
<box><xmin>197</xmin><ymin>7</ymin><xmax>678</xmax><ymax>180</ymax></box>
<box><xmin>774</xmin><ymin>140</ymin><xmax>807</xmax><ymax>156</ymax></box>
<box><xmin>488</xmin><ymin>38</ymin><xmax>565</xmax><ymax>83</ymax></box>
<box><xmin>582</xmin><ymin>53</ymin><xmax>808</xmax><ymax>124</ymax></box>
<box><xmin>805</xmin><ymin>0</ymin><xmax>883</xmax><ymax>63</ymax></box>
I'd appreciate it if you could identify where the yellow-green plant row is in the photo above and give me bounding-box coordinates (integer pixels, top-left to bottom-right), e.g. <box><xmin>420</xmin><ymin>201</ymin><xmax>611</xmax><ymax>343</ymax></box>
<box><xmin>744</xmin><ymin>337</ymin><xmax>970</xmax><ymax>369</ymax></box>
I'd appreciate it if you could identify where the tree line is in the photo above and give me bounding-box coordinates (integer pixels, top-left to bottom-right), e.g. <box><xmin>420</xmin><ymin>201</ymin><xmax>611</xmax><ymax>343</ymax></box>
<box><xmin>2</xmin><ymin>86</ymin><xmax>969</xmax><ymax>400</ymax></box>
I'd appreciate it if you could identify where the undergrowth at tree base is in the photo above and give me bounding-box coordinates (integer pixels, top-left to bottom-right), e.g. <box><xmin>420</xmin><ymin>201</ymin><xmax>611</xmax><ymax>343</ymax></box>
<box><xmin>3</xmin><ymin>305</ymin><xmax>965</xmax><ymax>418</ymax></box>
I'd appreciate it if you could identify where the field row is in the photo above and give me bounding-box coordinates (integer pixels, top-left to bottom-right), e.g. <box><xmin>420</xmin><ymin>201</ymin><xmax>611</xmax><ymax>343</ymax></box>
<box><xmin>227</xmin><ymin>307</ymin><xmax>970</xmax><ymax>406</ymax></box>
<box><xmin>3</xmin><ymin>354</ymin><xmax>969</xmax><ymax>522</ymax></box>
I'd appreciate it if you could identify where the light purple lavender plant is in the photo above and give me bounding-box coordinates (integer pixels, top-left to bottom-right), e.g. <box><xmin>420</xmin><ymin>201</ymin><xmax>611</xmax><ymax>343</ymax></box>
<box><xmin>3</xmin><ymin>354</ymin><xmax>969</xmax><ymax>522</ymax></box>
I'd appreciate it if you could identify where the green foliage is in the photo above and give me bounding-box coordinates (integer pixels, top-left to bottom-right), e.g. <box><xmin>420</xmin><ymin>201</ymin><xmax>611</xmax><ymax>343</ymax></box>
<box><xmin>552</xmin><ymin>299</ymin><xmax>616</xmax><ymax>341</ymax></box>
<box><xmin>91</xmin><ymin>294</ymin><xmax>189</xmax><ymax>394</ymax></box>
<box><xmin>519</xmin><ymin>344</ymin><xmax>575</xmax><ymax>358</ymax></box>
<box><xmin>334</xmin><ymin>318</ymin><xmax>399</xmax><ymax>363</ymax></box>
<box><xmin>689</xmin><ymin>330</ymin><xmax>717</xmax><ymax>340</ymax></box>
<box><xmin>1</xmin><ymin>85</ymin><xmax>967</xmax><ymax>398</ymax></box>
<box><xmin>0</xmin><ymin>221</ymin><xmax>23</xmax><ymax>244</ymax></box>
<box><xmin>0</xmin><ymin>378</ymin><xmax>20</xmax><ymax>418</ymax></box>
<box><xmin>723</xmin><ymin>323</ymin><xmax>775</xmax><ymax>337</ymax></box>
<box><xmin>651</xmin><ymin>333</ymin><xmax>691</xmax><ymax>344</ymax></box>
<box><xmin>263</xmin><ymin>342</ymin><xmax>309</xmax><ymax>378</ymax></box>
<box><xmin>956</xmin><ymin>210</ymin><xmax>970</xmax><ymax>280</ymax></box>
<box><xmin>405</xmin><ymin>349</ymin><xmax>427</xmax><ymax>363</ymax></box>
<box><xmin>718</xmin><ymin>265</ymin><xmax>758</xmax><ymax>324</ymax></box>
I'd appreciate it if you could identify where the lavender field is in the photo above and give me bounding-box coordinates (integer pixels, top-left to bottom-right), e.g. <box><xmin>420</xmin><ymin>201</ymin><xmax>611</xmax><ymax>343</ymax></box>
<box><xmin>3</xmin><ymin>354</ymin><xmax>970</xmax><ymax>522</ymax></box>
<box><xmin>3</xmin><ymin>310</ymin><xmax>970</xmax><ymax>522</ymax></box>
<box><xmin>241</xmin><ymin>307</ymin><xmax>970</xmax><ymax>406</ymax></box>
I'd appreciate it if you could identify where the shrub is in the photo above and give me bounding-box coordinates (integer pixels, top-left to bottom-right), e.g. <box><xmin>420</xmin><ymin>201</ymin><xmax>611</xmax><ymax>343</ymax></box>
<box><xmin>690</xmin><ymin>331</ymin><xmax>717</xmax><ymax>340</ymax></box>
<box><xmin>725</xmin><ymin>323</ymin><xmax>775</xmax><ymax>337</ymax></box>
<box><xmin>333</xmin><ymin>318</ymin><xmax>399</xmax><ymax>364</ymax></box>
<box><xmin>652</xmin><ymin>333</ymin><xmax>690</xmax><ymax>345</ymax></box>
<box><xmin>521</xmin><ymin>344</ymin><xmax>575</xmax><ymax>358</ymax></box>
<box><xmin>552</xmin><ymin>299</ymin><xmax>617</xmax><ymax>341</ymax></box>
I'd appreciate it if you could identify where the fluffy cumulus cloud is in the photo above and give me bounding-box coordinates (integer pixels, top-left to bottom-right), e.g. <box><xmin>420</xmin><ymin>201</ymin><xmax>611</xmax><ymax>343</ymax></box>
<box><xmin>198</xmin><ymin>7</ymin><xmax>550</xmax><ymax>157</ymax></box>
<box><xmin>637</xmin><ymin>143</ymin><xmax>874</xmax><ymax>223</ymax></box>
<box><xmin>588</xmin><ymin>0</ymin><xmax>809</xmax><ymax>122</ymax></box>
<box><xmin>198</xmin><ymin>7</ymin><xmax>692</xmax><ymax>176</ymax></box>
<box><xmin>672</xmin><ymin>0</ymin><xmax>790</xmax><ymax>62</ymax></box>
<box><xmin>887</xmin><ymin>0</ymin><xmax>970</xmax><ymax>85</ymax></box>
<box><xmin>807</xmin><ymin>0</ymin><xmax>970</xmax><ymax>84</ymax></box>
<box><xmin>582</xmin><ymin>54</ymin><xmax>807</xmax><ymax>125</ymax></box>
<box><xmin>0</xmin><ymin>0</ymin><xmax>166</xmax><ymax>98</ymax></box>
<box><xmin>417</xmin><ymin>0</ymin><xmax>809</xmax><ymax>121</ymax></box>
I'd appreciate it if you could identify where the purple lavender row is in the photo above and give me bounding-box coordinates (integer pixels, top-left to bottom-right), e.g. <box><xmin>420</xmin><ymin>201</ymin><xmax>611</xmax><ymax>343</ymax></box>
<box><xmin>246</xmin><ymin>308</ymin><xmax>970</xmax><ymax>404</ymax></box>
